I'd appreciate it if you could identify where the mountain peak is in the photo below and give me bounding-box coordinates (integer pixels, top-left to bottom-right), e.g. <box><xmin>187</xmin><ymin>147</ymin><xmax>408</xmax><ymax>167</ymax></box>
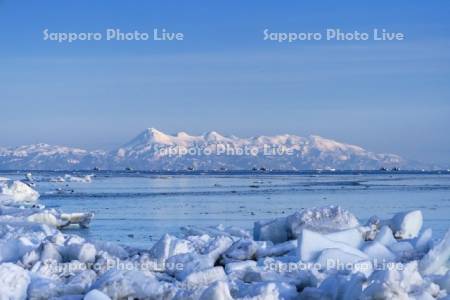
<box><xmin>308</xmin><ymin>135</ymin><xmax>365</xmax><ymax>152</ymax></box>
<box><xmin>124</xmin><ymin>128</ymin><xmax>173</xmax><ymax>147</ymax></box>
<box><xmin>176</xmin><ymin>131</ymin><xmax>190</xmax><ymax>138</ymax></box>
<box><xmin>146</xmin><ymin>127</ymin><xmax>164</xmax><ymax>135</ymax></box>
<box><xmin>204</xmin><ymin>131</ymin><xmax>225</xmax><ymax>141</ymax></box>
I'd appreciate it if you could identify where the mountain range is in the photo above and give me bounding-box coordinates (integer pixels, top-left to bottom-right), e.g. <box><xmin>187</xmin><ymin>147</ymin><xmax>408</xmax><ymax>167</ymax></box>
<box><xmin>0</xmin><ymin>128</ymin><xmax>427</xmax><ymax>171</ymax></box>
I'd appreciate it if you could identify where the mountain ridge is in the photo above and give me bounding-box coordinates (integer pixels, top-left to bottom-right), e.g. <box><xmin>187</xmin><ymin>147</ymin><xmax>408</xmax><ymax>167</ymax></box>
<box><xmin>0</xmin><ymin>128</ymin><xmax>431</xmax><ymax>170</ymax></box>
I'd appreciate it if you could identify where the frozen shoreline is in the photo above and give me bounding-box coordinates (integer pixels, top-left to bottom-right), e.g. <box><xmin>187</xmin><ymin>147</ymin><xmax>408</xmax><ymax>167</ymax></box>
<box><xmin>0</xmin><ymin>177</ymin><xmax>449</xmax><ymax>299</ymax></box>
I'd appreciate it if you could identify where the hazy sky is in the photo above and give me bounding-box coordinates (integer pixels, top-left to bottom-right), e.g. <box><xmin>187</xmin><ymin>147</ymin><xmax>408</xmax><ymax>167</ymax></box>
<box><xmin>0</xmin><ymin>1</ymin><xmax>449</xmax><ymax>164</ymax></box>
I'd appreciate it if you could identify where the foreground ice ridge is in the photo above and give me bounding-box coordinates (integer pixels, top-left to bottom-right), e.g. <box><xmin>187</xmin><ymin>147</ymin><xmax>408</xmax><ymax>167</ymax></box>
<box><xmin>0</xmin><ymin>191</ymin><xmax>449</xmax><ymax>299</ymax></box>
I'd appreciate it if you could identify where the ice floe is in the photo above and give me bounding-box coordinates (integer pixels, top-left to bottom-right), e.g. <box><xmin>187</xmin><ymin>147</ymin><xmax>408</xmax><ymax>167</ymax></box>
<box><xmin>64</xmin><ymin>174</ymin><xmax>94</xmax><ymax>183</ymax></box>
<box><xmin>0</xmin><ymin>177</ymin><xmax>39</xmax><ymax>205</ymax></box>
<box><xmin>47</xmin><ymin>174</ymin><xmax>94</xmax><ymax>183</ymax></box>
<box><xmin>0</xmin><ymin>196</ymin><xmax>448</xmax><ymax>299</ymax></box>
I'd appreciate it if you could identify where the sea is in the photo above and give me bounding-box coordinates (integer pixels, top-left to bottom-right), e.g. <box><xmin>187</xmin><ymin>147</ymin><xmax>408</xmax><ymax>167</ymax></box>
<box><xmin>1</xmin><ymin>170</ymin><xmax>449</xmax><ymax>249</ymax></box>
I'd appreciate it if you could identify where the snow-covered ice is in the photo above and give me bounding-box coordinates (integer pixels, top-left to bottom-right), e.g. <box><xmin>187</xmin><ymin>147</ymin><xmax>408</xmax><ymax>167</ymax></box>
<box><xmin>0</xmin><ymin>177</ymin><xmax>39</xmax><ymax>205</ymax></box>
<box><xmin>254</xmin><ymin>205</ymin><xmax>360</xmax><ymax>244</ymax></box>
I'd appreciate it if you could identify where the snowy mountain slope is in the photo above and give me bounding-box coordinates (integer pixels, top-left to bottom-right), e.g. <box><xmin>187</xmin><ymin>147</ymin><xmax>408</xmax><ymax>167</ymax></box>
<box><xmin>0</xmin><ymin>128</ymin><xmax>420</xmax><ymax>170</ymax></box>
<box><xmin>110</xmin><ymin>128</ymin><xmax>408</xmax><ymax>170</ymax></box>
<box><xmin>0</xmin><ymin>143</ymin><xmax>107</xmax><ymax>170</ymax></box>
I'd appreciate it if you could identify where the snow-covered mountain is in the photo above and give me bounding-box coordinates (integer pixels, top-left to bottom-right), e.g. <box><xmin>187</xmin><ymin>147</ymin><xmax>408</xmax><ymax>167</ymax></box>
<box><xmin>0</xmin><ymin>143</ymin><xmax>106</xmax><ymax>170</ymax></box>
<box><xmin>0</xmin><ymin>128</ymin><xmax>420</xmax><ymax>170</ymax></box>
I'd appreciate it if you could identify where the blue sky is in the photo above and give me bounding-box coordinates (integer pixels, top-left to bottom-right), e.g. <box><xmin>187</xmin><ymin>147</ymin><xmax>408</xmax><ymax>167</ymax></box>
<box><xmin>0</xmin><ymin>0</ymin><xmax>449</xmax><ymax>164</ymax></box>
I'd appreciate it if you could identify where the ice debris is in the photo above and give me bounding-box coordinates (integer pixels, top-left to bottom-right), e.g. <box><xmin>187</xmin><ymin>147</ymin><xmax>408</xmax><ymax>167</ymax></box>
<box><xmin>0</xmin><ymin>202</ymin><xmax>448</xmax><ymax>299</ymax></box>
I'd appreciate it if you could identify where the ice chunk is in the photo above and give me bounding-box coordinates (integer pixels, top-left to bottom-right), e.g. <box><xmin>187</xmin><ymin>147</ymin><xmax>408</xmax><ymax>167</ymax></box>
<box><xmin>201</xmin><ymin>235</ymin><xmax>233</xmax><ymax>257</ymax></box>
<box><xmin>298</xmin><ymin>229</ymin><xmax>368</xmax><ymax>262</ymax></box>
<box><xmin>149</xmin><ymin>234</ymin><xmax>194</xmax><ymax>267</ymax></box>
<box><xmin>415</xmin><ymin>228</ymin><xmax>433</xmax><ymax>253</ymax></box>
<box><xmin>216</xmin><ymin>225</ymin><xmax>252</xmax><ymax>239</ymax></box>
<box><xmin>339</xmin><ymin>273</ymin><xmax>365</xmax><ymax>300</ymax></box>
<box><xmin>317</xmin><ymin>273</ymin><xmax>364</xmax><ymax>300</ymax></box>
<box><xmin>183</xmin><ymin>266</ymin><xmax>226</xmax><ymax>287</ymax></box>
<box><xmin>181</xmin><ymin>225</ymin><xmax>250</xmax><ymax>241</ymax></box>
<box><xmin>319</xmin><ymin>249</ymin><xmax>359</xmax><ymax>271</ymax></box>
<box><xmin>2</xmin><ymin>205</ymin><xmax>93</xmax><ymax>229</ymax></box>
<box><xmin>362</xmin><ymin>241</ymin><xmax>397</xmax><ymax>264</ymax></box>
<box><xmin>432</xmin><ymin>270</ymin><xmax>450</xmax><ymax>294</ymax></box>
<box><xmin>63</xmin><ymin>270</ymin><xmax>97</xmax><ymax>295</ymax></box>
<box><xmin>64</xmin><ymin>242</ymin><xmax>97</xmax><ymax>263</ymax></box>
<box><xmin>60</xmin><ymin>212</ymin><xmax>94</xmax><ymax>228</ymax></box>
<box><xmin>389</xmin><ymin>210</ymin><xmax>423</xmax><ymax>239</ymax></box>
<box><xmin>254</xmin><ymin>206</ymin><xmax>360</xmax><ymax>244</ymax></box>
<box><xmin>419</xmin><ymin>230</ymin><xmax>450</xmax><ymax>275</ymax></box>
<box><xmin>222</xmin><ymin>239</ymin><xmax>259</xmax><ymax>263</ymax></box>
<box><xmin>0</xmin><ymin>237</ymin><xmax>37</xmax><ymax>263</ymax></box>
<box><xmin>166</xmin><ymin>236</ymin><xmax>232</xmax><ymax>280</ymax></box>
<box><xmin>256</xmin><ymin>240</ymin><xmax>297</xmax><ymax>258</ymax></box>
<box><xmin>287</xmin><ymin>205</ymin><xmax>360</xmax><ymax>237</ymax></box>
<box><xmin>166</xmin><ymin>251</ymin><xmax>213</xmax><ymax>281</ymax></box>
<box><xmin>20</xmin><ymin>249</ymin><xmax>40</xmax><ymax>268</ymax></box>
<box><xmin>362</xmin><ymin>261</ymin><xmax>439</xmax><ymax>299</ymax></box>
<box><xmin>64</xmin><ymin>174</ymin><xmax>94</xmax><ymax>183</ymax></box>
<box><xmin>253</xmin><ymin>217</ymin><xmax>288</xmax><ymax>244</ymax></box>
<box><xmin>316</xmin><ymin>248</ymin><xmax>372</xmax><ymax>275</ymax></box>
<box><xmin>224</xmin><ymin>260</ymin><xmax>257</xmax><ymax>275</ymax></box>
<box><xmin>233</xmin><ymin>281</ymin><xmax>298</xmax><ymax>300</ymax></box>
<box><xmin>84</xmin><ymin>289</ymin><xmax>111</xmax><ymax>300</ymax></box>
<box><xmin>374</xmin><ymin>225</ymin><xmax>397</xmax><ymax>247</ymax></box>
<box><xmin>325</xmin><ymin>228</ymin><xmax>364</xmax><ymax>248</ymax></box>
<box><xmin>199</xmin><ymin>280</ymin><xmax>233</xmax><ymax>300</ymax></box>
<box><xmin>298</xmin><ymin>287</ymin><xmax>329</xmax><ymax>299</ymax></box>
<box><xmin>23</xmin><ymin>173</ymin><xmax>35</xmax><ymax>187</ymax></box>
<box><xmin>27</xmin><ymin>275</ymin><xmax>61</xmax><ymax>299</ymax></box>
<box><xmin>0</xmin><ymin>263</ymin><xmax>30</xmax><ymax>300</ymax></box>
<box><xmin>389</xmin><ymin>241</ymin><xmax>415</xmax><ymax>258</ymax></box>
<box><xmin>41</xmin><ymin>242</ymin><xmax>62</xmax><ymax>262</ymax></box>
<box><xmin>0</xmin><ymin>179</ymin><xmax>39</xmax><ymax>205</ymax></box>
<box><xmin>27</xmin><ymin>212</ymin><xmax>67</xmax><ymax>228</ymax></box>
<box><xmin>92</xmin><ymin>269</ymin><xmax>174</xmax><ymax>299</ymax></box>
<box><xmin>92</xmin><ymin>241</ymin><xmax>128</xmax><ymax>260</ymax></box>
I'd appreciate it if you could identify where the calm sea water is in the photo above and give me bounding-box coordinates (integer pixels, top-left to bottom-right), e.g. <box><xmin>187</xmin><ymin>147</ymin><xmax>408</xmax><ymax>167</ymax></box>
<box><xmin>2</xmin><ymin>171</ymin><xmax>449</xmax><ymax>249</ymax></box>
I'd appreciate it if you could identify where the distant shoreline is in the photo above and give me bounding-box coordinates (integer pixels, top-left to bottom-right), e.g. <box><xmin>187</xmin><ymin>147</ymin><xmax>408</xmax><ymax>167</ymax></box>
<box><xmin>0</xmin><ymin>169</ymin><xmax>449</xmax><ymax>175</ymax></box>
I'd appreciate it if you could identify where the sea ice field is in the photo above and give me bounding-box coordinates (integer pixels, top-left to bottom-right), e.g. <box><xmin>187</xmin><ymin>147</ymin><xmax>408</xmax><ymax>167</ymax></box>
<box><xmin>0</xmin><ymin>171</ymin><xmax>449</xmax><ymax>299</ymax></box>
<box><xmin>7</xmin><ymin>171</ymin><xmax>448</xmax><ymax>249</ymax></box>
